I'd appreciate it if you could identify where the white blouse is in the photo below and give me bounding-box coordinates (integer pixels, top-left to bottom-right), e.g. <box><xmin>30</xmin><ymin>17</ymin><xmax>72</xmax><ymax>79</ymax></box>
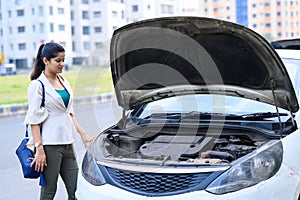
<box><xmin>24</xmin><ymin>72</ymin><xmax>79</xmax><ymax>145</ymax></box>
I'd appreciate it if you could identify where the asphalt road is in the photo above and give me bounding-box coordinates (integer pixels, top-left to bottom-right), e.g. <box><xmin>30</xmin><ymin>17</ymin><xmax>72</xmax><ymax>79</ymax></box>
<box><xmin>0</xmin><ymin>101</ymin><xmax>121</xmax><ymax>200</ymax></box>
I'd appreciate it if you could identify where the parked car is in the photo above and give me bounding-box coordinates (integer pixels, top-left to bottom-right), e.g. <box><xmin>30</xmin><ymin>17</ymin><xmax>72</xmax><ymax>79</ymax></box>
<box><xmin>0</xmin><ymin>63</ymin><xmax>16</xmax><ymax>75</ymax></box>
<box><xmin>271</xmin><ymin>38</ymin><xmax>300</xmax><ymax>50</ymax></box>
<box><xmin>76</xmin><ymin>17</ymin><xmax>300</xmax><ymax>199</ymax></box>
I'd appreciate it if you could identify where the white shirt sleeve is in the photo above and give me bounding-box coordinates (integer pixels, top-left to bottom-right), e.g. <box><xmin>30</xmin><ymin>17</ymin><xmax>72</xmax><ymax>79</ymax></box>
<box><xmin>24</xmin><ymin>80</ymin><xmax>49</xmax><ymax>125</ymax></box>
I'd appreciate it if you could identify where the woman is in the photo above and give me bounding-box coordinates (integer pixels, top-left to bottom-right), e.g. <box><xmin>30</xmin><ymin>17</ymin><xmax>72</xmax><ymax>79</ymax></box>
<box><xmin>24</xmin><ymin>42</ymin><xmax>93</xmax><ymax>199</ymax></box>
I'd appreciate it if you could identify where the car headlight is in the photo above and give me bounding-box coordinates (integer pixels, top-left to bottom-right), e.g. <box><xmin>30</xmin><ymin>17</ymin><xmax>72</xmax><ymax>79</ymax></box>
<box><xmin>81</xmin><ymin>150</ymin><xmax>106</xmax><ymax>186</ymax></box>
<box><xmin>206</xmin><ymin>140</ymin><xmax>283</xmax><ymax>194</ymax></box>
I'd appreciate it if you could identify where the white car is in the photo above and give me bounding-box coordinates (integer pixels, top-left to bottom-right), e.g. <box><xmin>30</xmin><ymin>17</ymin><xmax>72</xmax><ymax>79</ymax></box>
<box><xmin>76</xmin><ymin>17</ymin><xmax>300</xmax><ymax>200</ymax></box>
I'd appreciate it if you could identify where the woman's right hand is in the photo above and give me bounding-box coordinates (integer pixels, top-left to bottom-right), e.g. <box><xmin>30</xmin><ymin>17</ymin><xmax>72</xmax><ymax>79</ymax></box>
<box><xmin>31</xmin><ymin>146</ymin><xmax>47</xmax><ymax>172</ymax></box>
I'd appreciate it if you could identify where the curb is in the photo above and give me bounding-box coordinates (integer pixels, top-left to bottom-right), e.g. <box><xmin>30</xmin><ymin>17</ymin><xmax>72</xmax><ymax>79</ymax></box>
<box><xmin>0</xmin><ymin>92</ymin><xmax>113</xmax><ymax>118</ymax></box>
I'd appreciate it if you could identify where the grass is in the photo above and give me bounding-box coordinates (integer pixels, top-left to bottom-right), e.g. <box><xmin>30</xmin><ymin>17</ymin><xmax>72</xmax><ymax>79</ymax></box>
<box><xmin>0</xmin><ymin>66</ymin><xmax>114</xmax><ymax>105</ymax></box>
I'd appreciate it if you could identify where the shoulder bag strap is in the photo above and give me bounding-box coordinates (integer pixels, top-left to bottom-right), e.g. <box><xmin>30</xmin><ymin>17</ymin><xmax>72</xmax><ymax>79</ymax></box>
<box><xmin>25</xmin><ymin>80</ymin><xmax>45</xmax><ymax>137</ymax></box>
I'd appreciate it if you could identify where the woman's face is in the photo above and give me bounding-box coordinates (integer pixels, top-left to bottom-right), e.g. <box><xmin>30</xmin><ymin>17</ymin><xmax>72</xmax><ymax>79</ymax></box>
<box><xmin>45</xmin><ymin>52</ymin><xmax>65</xmax><ymax>74</ymax></box>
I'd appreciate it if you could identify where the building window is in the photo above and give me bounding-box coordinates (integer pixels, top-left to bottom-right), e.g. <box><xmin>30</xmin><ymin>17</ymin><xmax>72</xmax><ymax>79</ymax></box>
<box><xmin>112</xmin><ymin>26</ymin><xmax>117</xmax><ymax>30</ymax></box>
<box><xmin>82</xmin><ymin>11</ymin><xmax>89</xmax><ymax>19</ymax></box>
<box><xmin>265</xmin><ymin>23</ymin><xmax>271</xmax><ymax>27</ymax></box>
<box><xmin>72</xmin><ymin>41</ymin><xmax>76</xmax><ymax>51</ymax></box>
<box><xmin>82</xmin><ymin>0</ymin><xmax>89</xmax><ymax>4</ymax></box>
<box><xmin>253</xmin><ymin>14</ymin><xmax>256</xmax><ymax>18</ymax></box>
<box><xmin>58</xmin><ymin>25</ymin><xmax>65</xmax><ymax>31</ymax></box>
<box><xmin>32</xmin><ymin>25</ymin><xmax>36</xmax><ymax>32</ymax></box>
<box><xmin>39</xmin><ymin>23</ymin><xmax>44</xmax><ymax>33</ymax></box>
<box><xmin>16</xmin><ymin>59</ymin><xmax>28</xmax><ymax>69</ymax></box>
<box><xmin>94</xmin><ymin>0</ymin><xmax>101</xmax><ymax>2</ymax></box>
<box><xmin>83</xmin><ymin>41</ymin><xmax>91</xmax><ymax>50</ymax></box>
<box><xmin>60</xmin><ymin>42</ymin><xmax>66</xmax><ymax>48</ymax></box>
<box><xmin>33</xmin><ymin>42</ymin><xmax>37</xmax><ymax>51</ymax></box>
<box><xmin>83</xmin><ymin>26</ymin><xmax>90</xmax><ymax>35</ymax></box>
<box><xmin>71</xmin><ymin>26</ymin><xmax>75</xmax><ymax>35</ymax></box>
<box><xmin>265</xmin><ymin>13</ymin><xmax>271</xmax><ymax>17</ymax></box>
<box><xmin>8</xmin><ymin>10</ymin><xmax>11</xmax><ymax>18</ymax></box>
<box><xmin>50</xmin><ymin>23</ymin><xmax>54</xmax><ymax>32</ymax></box>
<box><xmin>71</xmin><ymin>11</ymin><xmax>74</xmax><ymax>20</ymax></box>
<box><xmin>112</xmin><ymin>11</ymin><xmax>117</xmax><ymax>17</ymax></box>
<box><xmin>132</xmin><ymin>5</ymin><xmax>138</xmax><ymax>12</ymax></box>
<box><xmin>94</xmin><ymin>11</ymin><xmax>101</xmax><ymax>18</ymax></box>
<box><xmin>49</xmin><ymin>6</ymin><xmax>53</xmax><ymax>15</ymax></box>
<box><xmin>58</xmin><ymin>8</ymin><xmax>64</xmax><ymax>14</ymax></box>
<box><xmin>32</xmin><ymin>8</ymin><xmax>35</xmax><ymax>15</ymax></box>
<box><xmin>9</xmin><ymin>27</ymin><xmax>12</xmax><ymax>34</ymax></box>
<box><xmin>38</xmin><ymin>6</ymin><xmax>44</xmax><ymax>16</ymax></box>
<box><xmin>95</xmin><ymin>42</ymin><xmax>103</xmax><ymax>48</ymax></box>
<box><xmin>161</xmin><ymin>4</ymin><xmax>174</xmax><ymax>14</ymax></box>
<box><xmin>17</xmin><ymin>26</ymin><xmax>25</xmax><ymax>33</ymax></box>
<box><xmin>18</xmin><ymin>43</ymin><xmax>26</xmax><ymax>50</ymax></box>
<box><xmin>94</xmin><ymin>26</ymin><xmax>102</xmax><ymax>33</ymax></box>
<box><xmin>17</xmin><ymin>9</ymin><xmax>25</xmax><ymax>16</ymax></box>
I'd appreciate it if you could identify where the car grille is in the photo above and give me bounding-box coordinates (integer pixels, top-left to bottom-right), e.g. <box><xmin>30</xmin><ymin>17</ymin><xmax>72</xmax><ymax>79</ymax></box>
<box><xmin>106</xmin><ymin>167</ymin><xmax>213</xmax><ymax>196</ymax></box>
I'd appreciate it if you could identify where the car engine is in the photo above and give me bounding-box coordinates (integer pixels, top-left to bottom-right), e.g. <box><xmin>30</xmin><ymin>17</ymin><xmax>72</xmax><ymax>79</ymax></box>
<box><xmin>105</xmin><ymin>127</ymin><xmax>268</xmax><ymax>164</ymax></box>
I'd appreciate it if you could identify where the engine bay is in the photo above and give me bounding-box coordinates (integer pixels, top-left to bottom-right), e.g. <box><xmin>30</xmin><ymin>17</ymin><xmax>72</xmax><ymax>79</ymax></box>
<box><xmin>104</xmin><ymin>127</ymin><xmax>269</xmax><ymax>164</ymax></box>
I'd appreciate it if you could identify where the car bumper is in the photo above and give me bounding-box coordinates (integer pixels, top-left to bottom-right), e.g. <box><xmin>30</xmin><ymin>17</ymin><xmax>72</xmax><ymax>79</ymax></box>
<box><xmin>76</xmin><ymin>163</ymin><xmax>300</xmax><ymax>200</ymax></box>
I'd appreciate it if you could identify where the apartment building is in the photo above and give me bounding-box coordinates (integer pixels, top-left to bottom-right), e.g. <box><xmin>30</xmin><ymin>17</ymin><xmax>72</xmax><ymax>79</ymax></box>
<box><xmin>203</xmin><ymin>0</ymin><xmax>300</xmax><ymax>41</ymax></box>
<box><xmin>200</xmin><ymin>0</ymin><xmax>236</xmax><ymax>23</ymax></box>
<box><xmin>125</xmin><ymin>0</ymin><xmax>201</xmax><ymax>23</ymax></box>
<box><xmin>0</xmin><ymin>0</ymin><xmax>72</xmax><ymax>69</ymax></box>
<box><xmin>0</xmin><ymin>0</ymin><xmax>126</xmax><ymax>69</ymax></box>
<box><xmin>70</xmin><ymin>0</ymin><xmax>126</xmax><ymax>66</ymax></box>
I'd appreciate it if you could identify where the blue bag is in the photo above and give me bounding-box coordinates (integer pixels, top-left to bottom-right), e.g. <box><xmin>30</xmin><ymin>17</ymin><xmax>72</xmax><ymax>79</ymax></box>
<box><xmin>15</xmin><ymin>80</ymin><xmax>46</xmax><ymax>186</ymax></box>
<box><xmin>16</xmin><ymin>137</ymin><xmax>40</xmax><ymax>178</ymax></box>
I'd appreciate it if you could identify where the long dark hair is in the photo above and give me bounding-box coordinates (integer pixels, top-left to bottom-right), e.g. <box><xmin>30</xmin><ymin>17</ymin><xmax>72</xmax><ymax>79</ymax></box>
<box><xmin>30</xmin><ymin>42</ymin><xmax>65</xmax><ymax>80</ymax></box>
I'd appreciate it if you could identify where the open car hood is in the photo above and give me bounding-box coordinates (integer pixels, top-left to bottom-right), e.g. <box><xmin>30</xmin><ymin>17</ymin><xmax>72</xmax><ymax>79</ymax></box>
<box><xmin>110</xmin><ymin>17</ymin><xmax>298</xmax><ymax>113</ymax></box>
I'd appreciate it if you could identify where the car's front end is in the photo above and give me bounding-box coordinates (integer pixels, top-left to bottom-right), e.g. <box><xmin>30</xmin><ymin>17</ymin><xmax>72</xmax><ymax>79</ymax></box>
<box><xmin>76</xmin><ymin>17</ymin><xmax>300</xmax><ymax>199</ymax></box>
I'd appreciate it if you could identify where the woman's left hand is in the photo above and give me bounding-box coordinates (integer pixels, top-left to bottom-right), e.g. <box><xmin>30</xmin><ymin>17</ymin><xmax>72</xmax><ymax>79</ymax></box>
<box><xmin>81</xmin><ymin>133</ymin><xmax>95</xmax><ymax>149</ymax></box>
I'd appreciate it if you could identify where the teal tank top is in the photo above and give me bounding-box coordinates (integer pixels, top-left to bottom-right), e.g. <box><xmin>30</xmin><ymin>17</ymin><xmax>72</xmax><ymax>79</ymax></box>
<box><xmin>56</xmin><ymin>89</ymin><xmax>70</xmax><ymax>108</ymax></box>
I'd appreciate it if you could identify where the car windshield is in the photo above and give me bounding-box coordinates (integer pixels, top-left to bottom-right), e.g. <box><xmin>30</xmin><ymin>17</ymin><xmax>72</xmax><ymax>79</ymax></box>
<box><xmin>133</xmin><ymin>56</ymin><xmax>299</xmax><ymax>120</ymax></box>
<box><xmin>135</xmin><ymin>94</ymin><xmax>289</xmax><ymax>119</ymax></box>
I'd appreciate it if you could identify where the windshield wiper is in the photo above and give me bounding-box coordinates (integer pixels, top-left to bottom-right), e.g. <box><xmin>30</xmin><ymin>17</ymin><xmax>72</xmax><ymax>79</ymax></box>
<box><xmin>240</xmin><ymin>112</ymin><xmax>289</xmax><ymax>120</ymax></box>
<box><xmin>145</xmin><ymin>112</ymin><xmax>239</xmax><ymax>121</ymax></box>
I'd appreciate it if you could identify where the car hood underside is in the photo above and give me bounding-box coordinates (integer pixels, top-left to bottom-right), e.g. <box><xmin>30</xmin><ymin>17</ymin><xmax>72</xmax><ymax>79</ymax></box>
<box><xmin>110</xmin><ymin>17</ymin><xmax>298</xmax><ymax>112</ymax></box>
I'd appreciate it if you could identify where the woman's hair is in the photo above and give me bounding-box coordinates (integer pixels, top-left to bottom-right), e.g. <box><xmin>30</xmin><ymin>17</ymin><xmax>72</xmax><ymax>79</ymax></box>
<box><xmin>30</xmin><ymin>42</ymin><xmax>65</xmax><ymax>80</ymax></box>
